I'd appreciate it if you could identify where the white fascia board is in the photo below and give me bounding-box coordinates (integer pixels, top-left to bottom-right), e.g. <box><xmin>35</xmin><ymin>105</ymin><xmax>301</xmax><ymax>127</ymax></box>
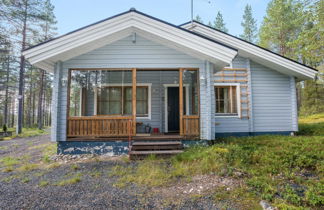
<box><xmin>33</xmin><ymin>61</ymin><xmax>54</xmax><ymax>72</ymax></box>
<box><xmin>182</xmin><ymin>23</ymin><xmax>317</xmax><ymax>80</ymax></box>
<box><xmin>30</xmin><ymin>28</ymin><xmax>133</xmax><ymax>64</ymax></box>
<box><xmin>27</xmin><ymin>20</ymin><xmax>134</xmax><ymax>64</ymax></box>
<box><xmin>131</xmin><ymin>14</ymin><xmax>236</xmax><ymax>64</ymax></box>
<box><xmin>23</xmin><ymin>12</ymin><xmax>237</xmax><ymax>71</ymax></box>
<box><xmin>23</xmin><ymin>13</ymin><xmax>133</xmax><ymax>58</ymax></box>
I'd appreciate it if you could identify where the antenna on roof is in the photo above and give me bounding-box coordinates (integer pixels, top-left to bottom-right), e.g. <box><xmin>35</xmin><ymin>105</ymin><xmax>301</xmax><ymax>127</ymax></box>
<box><xmin>191</xmin><ymin>0</ymin><xmax>194</xmax><ymax>24</ymax></box>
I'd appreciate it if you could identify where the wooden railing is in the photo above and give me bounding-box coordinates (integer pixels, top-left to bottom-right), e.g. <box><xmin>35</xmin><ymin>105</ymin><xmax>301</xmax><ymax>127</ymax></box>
<box><xmin>67</xmin><ymin>116</ymin><xmax>134</xmax><ymax>137</ymax></box>
<box><xmin>182</xmin><ymin>115</ymin><xmax>199</xmax><ymax>136</ymax></box>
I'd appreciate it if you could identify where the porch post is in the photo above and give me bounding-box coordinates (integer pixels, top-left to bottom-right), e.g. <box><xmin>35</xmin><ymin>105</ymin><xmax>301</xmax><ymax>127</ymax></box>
<box><xmin>179</xmin><ymin>68</ymin><xmax>184</xmax><ymax>135</ymax></box>
<box><xmin>132</xmin><ymin>68</ymin><xmax>137</xmax><ymax>135</ymax></box>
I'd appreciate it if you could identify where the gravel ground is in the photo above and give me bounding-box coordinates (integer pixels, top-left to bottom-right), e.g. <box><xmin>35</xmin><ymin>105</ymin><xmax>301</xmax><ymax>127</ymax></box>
<box><xmin>0</xmin><ymin>134</ymin><xmax>244</xmax><ymax>210</ymax></box>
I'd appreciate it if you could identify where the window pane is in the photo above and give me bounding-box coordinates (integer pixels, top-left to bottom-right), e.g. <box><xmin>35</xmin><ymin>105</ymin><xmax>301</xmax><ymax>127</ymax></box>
<box><xmin>98</xmin><ymin>102</ymin><xmax>109</xmax><ymax>115</ymax></box>
<box><xmin>124</xmin><ymin>101</ymin><xmax>132</xmax><ymax>115</ymax></box>
<box><xmin>109</xmin><ymin>87</ymin><xmax>121</xmax><ymax>100</ymax></box>
<box><xmin>125</xmin><ymin>87</ymin><xmax>132</xmax><ymax>100</ymax></box>
<box><xmin>109</xmin><ymin>101</ymin><xmax>121</xmax><ymax>114</ymax></box>
<box><xmin>183</xmin><ymin>70</ymin><xmax>198</xmax><ymax>115</ymax></box>
<box><xmin>215</xmin><ymin>86</ymin><xmax>238</xmax><ymax>115</ymax></box>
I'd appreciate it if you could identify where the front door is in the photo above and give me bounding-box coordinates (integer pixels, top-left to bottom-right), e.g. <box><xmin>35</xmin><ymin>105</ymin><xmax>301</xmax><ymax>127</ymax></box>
<box><xmin>167</xmin><ymin>87</ymin><xmax>179</xmax><ymax>132</ymax></box>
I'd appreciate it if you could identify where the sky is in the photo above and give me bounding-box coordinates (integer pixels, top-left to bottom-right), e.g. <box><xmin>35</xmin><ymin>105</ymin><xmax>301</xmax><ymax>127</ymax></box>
<box><xmin>52</xmin><ymin>0</ymin><xmax>270</xmax><ymax>37</ymax></box>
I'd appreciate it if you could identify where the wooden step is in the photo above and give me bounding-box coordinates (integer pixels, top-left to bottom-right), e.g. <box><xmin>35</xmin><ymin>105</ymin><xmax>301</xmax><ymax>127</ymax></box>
<box><xmin>131</xmin><ymin>141</ymin><xmax>183</xmax><ymax>151</ymax></box>
<box><xmin>131</xmin><ymin>145</ymin><xmax>183</xmax><ymax>151</ymax></box>
<box><xmin>130</xmin><ymin>150</ymin><xmax>183</xmax><ymax>155</ymax></box>
<box><xmin>132</xmin><ymin>141</ymin><xmax>182</xmax><ymax>146</ymax></box>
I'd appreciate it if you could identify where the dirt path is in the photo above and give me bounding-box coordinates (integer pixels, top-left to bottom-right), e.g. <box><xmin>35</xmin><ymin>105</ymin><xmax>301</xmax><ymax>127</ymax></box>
<box><xmin>0</xmin><ymin>135</ymin><xmax>242</xmax><ymax>210</ymax></box>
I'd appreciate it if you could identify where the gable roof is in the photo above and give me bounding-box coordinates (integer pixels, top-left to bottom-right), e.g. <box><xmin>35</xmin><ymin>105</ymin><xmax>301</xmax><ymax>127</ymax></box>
<box><xmin>180</xmin><ymin>21</ymin><xmax>317</xmax><ymax>80</ymax></box>
<box><xmin>22</xmin><ymin>9</ymin><xmax>237</xmax><ymax>72</ymax></box>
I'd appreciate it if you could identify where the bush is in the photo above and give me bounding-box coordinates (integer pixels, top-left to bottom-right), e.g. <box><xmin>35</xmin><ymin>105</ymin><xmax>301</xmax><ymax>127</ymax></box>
<box><xmin>2</xmin><ymin>124</ymin><xmax>7</xmax><ymax>133</ymax></box>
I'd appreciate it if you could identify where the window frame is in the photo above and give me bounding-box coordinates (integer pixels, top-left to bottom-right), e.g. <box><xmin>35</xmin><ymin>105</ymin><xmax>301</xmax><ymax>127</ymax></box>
<box><xmin>214</xmin><ymin>83</ymin><xmax>241</xmax><ymax>118</ymax></box>
<box><xmin>94</xmin><ymin>83</ymin><xmax>152</xmax><ymax>119</ymax></box>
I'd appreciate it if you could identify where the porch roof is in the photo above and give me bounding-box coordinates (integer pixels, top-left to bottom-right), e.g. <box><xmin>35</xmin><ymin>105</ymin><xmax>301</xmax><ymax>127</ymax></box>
<box><xmin>23</xmin><ymin>9</ymin><xmax>237</xmax><ymax>72</ymax></box>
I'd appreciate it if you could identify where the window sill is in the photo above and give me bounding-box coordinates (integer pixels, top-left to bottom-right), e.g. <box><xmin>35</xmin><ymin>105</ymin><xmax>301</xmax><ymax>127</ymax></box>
<box><xmin>215</xmin><ymin>114</ymin><xmax>240</xmax><ymax>118</ymax></box>
<box><xmin>136</xmin><ymin>116</ymin><xmax>151</xmax><ymax>120</ymax></box>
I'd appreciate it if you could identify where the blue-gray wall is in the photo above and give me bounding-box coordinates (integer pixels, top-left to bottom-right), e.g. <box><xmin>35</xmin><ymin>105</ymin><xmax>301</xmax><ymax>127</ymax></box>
<box><xmin>213</xmin><ymin>56</ymin><xmax>297</xmax><ymax>136</ymax></box>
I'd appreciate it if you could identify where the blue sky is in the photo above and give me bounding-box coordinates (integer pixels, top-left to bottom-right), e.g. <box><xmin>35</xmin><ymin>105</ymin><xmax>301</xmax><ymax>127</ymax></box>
<box><xmin>52</xmin><ymin>0</ymin><xmax>270</xmax><ymax>37</ymax></box>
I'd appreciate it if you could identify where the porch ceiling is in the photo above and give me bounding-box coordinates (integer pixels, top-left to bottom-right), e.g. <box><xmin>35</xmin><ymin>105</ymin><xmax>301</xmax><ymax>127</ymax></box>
<box><xmin>23</xmin><ymin>9</ymin><xmax>237</xmax><ymax>72</ymax></box>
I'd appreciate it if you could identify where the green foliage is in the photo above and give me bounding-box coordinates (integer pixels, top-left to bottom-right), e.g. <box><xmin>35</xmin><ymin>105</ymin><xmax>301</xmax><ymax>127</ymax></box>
<box><xmin>194</xmin><ymin>15</ymin><xmax>203</xmax><ymax>23</ymax></box>
<box><xmin>111</xmin><ymin>114</ymin><xmax>324</xmax><ymax>208</ymax></box>
<box><xmin>259</xmin><ymin>0</ymin><xmax>304</xmax><ymax>57</ymax></box>
<box><xmin>240</xmin><ymin>4</ymin><xmax>258</xmax><ymax>43</ymax></box>
<box><xmin>2</xmin><ymin>124</ymin><xmax>7</xmax><ymax>132</ymax></box>
<box><xmin>298</xmin><ymin>113</ymin><xmax>324</xmax><ymax>135</ymax></box>
<box><xmin>213</xmin><ymin>11</ymin><xmax>228</xmax><ymax>33</ymax></box>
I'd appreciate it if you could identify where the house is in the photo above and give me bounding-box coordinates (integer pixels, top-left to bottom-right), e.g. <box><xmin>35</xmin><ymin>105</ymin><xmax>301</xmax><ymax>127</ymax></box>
<box><xmin>23</xmin><ymin>9</ymin><xmax>317</xmax><ymax>155</ymax></box>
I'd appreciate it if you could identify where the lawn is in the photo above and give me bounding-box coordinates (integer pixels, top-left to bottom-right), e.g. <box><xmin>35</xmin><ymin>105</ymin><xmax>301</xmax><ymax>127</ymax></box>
<box><xmin>0</xmin><ymin>127</ymin><xmax>49</xmax><ymax>140</ymax></box>
<box><xmin>110</xmin><ymin>114</ymin><xmax>324</xmax><ymax>209</ymax></box>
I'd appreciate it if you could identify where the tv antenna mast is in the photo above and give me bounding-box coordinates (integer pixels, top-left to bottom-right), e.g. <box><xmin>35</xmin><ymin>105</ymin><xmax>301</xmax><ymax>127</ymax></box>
<box><xmin>191</xmin><ymin>0</ymin><xmax>212</xmax><ymax>24</ymax></box>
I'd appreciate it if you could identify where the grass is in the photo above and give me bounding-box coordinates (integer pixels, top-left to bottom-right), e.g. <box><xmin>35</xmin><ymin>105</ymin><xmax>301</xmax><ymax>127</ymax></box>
<box><xmin>55</xmin><ymin>173</ymin><xmax>82</xmax><ymax>186</ymax></box>
<box><xmin>0</xmin><ymin>156</ymin><xmax>21</xmax><ymax>167</ymax></box>
<box><xmin>2</xmin><ymin>127</ymin><xmax>49</xmax><ymax>140</ymax></box>
<box><xmin>110</xmin><ymin>113</ymin><xmax>324</xmax><ymax>208</ymax></box>
<box><xmin>38</xmin><ymin>180</ymin><xmax>49</xmax><ymax>187</ymax></box>
<box><xmin>298</xmin><ymin>113</ymin><xmax>324</xmax><ymax>136</ymax></box>
<box><xmin>41</xmin><ymin>143</ymin><xmax>57</xmax><ymax>163</ymax></box>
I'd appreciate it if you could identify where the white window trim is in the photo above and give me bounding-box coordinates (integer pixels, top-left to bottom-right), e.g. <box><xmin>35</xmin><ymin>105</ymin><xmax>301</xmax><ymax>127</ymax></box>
<box><xmin>94</xmin><ymin>83</ymin><xmax>152</xmax><ymax>120</ymax></box>
<box><xmin>163</xmin><ymin>84</ymin><xmax>190</xmax><ymax>133</ymax></box>
<box><xmin>214</xmin><ymin>83</ymin><xmax>241</xmax><ymax>118</ymax></box>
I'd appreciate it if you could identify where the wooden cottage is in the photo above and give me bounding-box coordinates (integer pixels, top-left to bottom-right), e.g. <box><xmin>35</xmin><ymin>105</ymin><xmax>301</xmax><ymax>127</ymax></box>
<box><xmin>23</xmin><ymin>9</ymin><xmax>317</xmax><ymax>156</ymax></box>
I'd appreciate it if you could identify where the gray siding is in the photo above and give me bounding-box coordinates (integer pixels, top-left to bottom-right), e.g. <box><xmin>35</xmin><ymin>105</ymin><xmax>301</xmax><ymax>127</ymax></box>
<box><xmin>214</xmin><ymin>56</ymin><xmax>250</xmax><ymax>133</ymax></box>
<box><xmin>213</xmin><ymin>57</ymin><xmax>296</xmax><ymax>134</ymax></box>
<box><xmin>54</xmin><ymin>35</ymin><xmax>209</xmax><ymax>141</ymax></box>
<box><xmin>251</xmin><ymin>61</ymin><xmax>294</xmax><ymax>132</ymax></box>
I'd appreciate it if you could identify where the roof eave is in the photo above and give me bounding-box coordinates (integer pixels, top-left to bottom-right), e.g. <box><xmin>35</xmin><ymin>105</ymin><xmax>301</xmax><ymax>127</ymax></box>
<box><xmin>181</xmin><ymin>21</ymin><xmax>317</xmax><ymax>80</ymax></box>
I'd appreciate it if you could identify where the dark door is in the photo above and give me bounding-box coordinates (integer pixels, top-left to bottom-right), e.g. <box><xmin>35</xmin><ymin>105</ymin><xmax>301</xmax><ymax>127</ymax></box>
<box><xmin>168</xmin><ymin>87</ymin><xmax>179</xmax><ymax>132</ymax></box>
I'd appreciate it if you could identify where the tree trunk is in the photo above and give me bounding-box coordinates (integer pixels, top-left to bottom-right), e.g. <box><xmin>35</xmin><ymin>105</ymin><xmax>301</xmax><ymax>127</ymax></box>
<box><xmin>3</xmin><ymin>55</ymin><xmax>10</xmax><ymax>126</ymax></box>
<box><xmin>17</xmin><ymin>3</ymin><xmax>28</xmax><ymax>134</ymax></box>
<box><xmin>37</xmin><ymin>70</ymin><xmax>44</xmax><ymax>129</ymax></box>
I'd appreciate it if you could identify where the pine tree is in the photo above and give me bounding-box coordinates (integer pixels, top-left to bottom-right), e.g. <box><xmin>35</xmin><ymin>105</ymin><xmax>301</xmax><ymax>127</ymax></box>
<box><xmin>240</xmin><ymin>4</ymin><xmax>258</xmax><ymax>43</ymax></box>
<box><xmin>1</xmin><ymin>0</ymin><xmax>50</xmax><ymax>133</ymax></box>
<box><xmin>194</xmin><ymin>15</ymin><xmax>203</xmax><ymax>23</ymax></box>
<box><xmin>259</xmin><ymin>0</ymin><xmax>304</xmax><ymax>57</ymax></box>
<box><xmin>37</xmin><ymin>0</ymin><xmax>57</xmax><ymax>130</ymax></box>
<box><xmin>213</xmin><ymin>11</ymin><xmax>228</xmax><ymax>33</ymax></box>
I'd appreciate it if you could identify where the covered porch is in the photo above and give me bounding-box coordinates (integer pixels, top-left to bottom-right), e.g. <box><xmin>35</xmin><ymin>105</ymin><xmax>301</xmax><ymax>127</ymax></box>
<box><xmin>66</xmin><ymin>68</ymin><xmax>200</xmax><ymax>141</ymax></box>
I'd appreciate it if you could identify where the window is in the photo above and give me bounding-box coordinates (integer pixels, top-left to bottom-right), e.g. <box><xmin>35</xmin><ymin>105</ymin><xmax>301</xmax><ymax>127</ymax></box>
<box><xmin>215</xmin><ymin>85</ymin><xmax>239</xmax><ymax>116</ymax></box>
<box><xmin>97</xmin><ymin>86</ymin><xmax>149</xmax><ymax>117</ymax></box>
<box><xmin>124</xmin><ymin>87</ymin><xmax>148</xmax><ymax>117</ymax></box>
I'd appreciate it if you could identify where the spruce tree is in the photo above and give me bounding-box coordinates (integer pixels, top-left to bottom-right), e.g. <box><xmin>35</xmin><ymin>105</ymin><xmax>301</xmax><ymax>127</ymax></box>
<box><xmin>194</xmin><ymin>15</ymin><xmax>203</xmax><ymax>23</ymax></box>
<box><xmin>213</xmin><ymin>11</ymin><xmax>228</xmax><ymax>33</ymax></box>
<box><xmin>240</xmin><ymin>4</ymin><xmax>257</xmax><ymax>43</ymax></box>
